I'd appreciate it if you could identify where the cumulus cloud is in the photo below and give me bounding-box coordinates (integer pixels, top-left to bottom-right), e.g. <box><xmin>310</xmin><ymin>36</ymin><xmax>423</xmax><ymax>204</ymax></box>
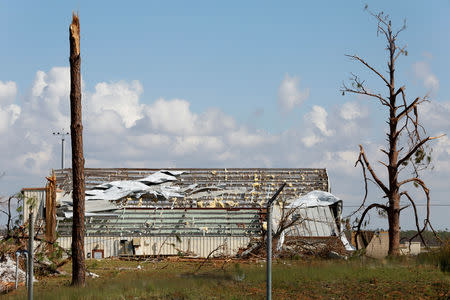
<box><xmin>88</xmin><ymin>80</ymin><xmax>144</xmax><ymax>128</ymax></box>
<box><xmin>305</xmin><ymin>105</ymin><xmax>334</xmax><ymax>137</ymax></box>
<box><xmin>0</xmin><ymin>104</ymin><xmax>21</xmax><ymax>133</ymax></box>
<box><xmin>412</xmin><ymin>61</ymin><xmax>439</xmax><ymax>93</ymax></box>
<box><xmin>277</xmin><ymin>74</ymin><xmax>309</xmax><ymax>112</ymax></box>
<box><xmin>0</xmin><ymin>80</ymin><xmax>20</xmax><ymax>133</ymax></box>
<box><xmin>0</xmin><ymin>81</ymin><xmax>17</xmax><ymax>104</ymax></box>
<box><xmin>301</xmin><ymin>134</ymin><xmax>322</xmax><ymax>148</ymax></box>
<box><xmin>418</xmin><ymin>100</ymin><xmax>450</xmax><ymax>174</ymax></box>
<box><xmin>145</xmin><ymin>98</ymin><xmax>197</xmax><ymax>135</ymax></box>
<box><xmin>339</xmin><ymin>101</ymin><xmax>368</xmax><ymax>121</ymax></box>
<box><xmin>420</xmin><ymin>100</ymin><xmax>450</xmax><ymax>131</ymax></box>
<box><xmin>0</xmin><ymin>66</ymin><xmax>449</xmax><ymax>230</ymax></box>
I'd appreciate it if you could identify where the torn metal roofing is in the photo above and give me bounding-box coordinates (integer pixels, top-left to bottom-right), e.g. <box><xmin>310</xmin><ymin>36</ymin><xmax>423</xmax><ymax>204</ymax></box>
<box><xmin>54</xmin><ymin>168</ymin><xmax>329</xmax><ymax>210</ymax></box>
<box><xmin>273</xmin><ymin>190</ymin><xmax>354</xmax><ymax>251</ymax></box>
<box><xmin>54</xmin><ymin>168</ymin><xmax>330</xmax><ymax>239</ymax></box>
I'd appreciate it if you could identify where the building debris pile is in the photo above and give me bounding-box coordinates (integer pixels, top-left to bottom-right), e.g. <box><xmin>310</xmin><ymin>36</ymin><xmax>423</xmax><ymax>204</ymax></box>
<box><xmin>0</xmin><ymin>224</ymin><xmax>69</xmax><ymax>291</ymax></box>
<box><xmin>238</xmin><ymin>191</ymin><xmax>354</xmax><ymax>259</ymax></box>
<box><xmin>0</xmin><ymin>256</ymin><xmax>25</xmax><ymax>293</ymax></box>
<box><xmin>272</xmin><ymin>191</ymin><xmax>354</xmax><ymax>252</ymax></box>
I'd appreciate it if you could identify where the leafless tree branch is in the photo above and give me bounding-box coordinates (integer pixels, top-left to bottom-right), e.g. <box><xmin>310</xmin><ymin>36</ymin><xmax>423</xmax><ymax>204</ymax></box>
<box><xmin>345</xmin><ymin>54</ymin><xmax>390</xmax><ymax>87</ymax></box>
<box><xmin>354</xmin><ymin>203</ymin><xmax>388</xmax><ymax>250</ymax></box>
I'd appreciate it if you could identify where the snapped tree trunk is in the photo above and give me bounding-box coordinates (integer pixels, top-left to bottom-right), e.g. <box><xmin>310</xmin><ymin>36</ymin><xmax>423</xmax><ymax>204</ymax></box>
<box><xmin>69</xmin><ymin>11</ymin><xmax>86</xmax><ymax>287</ymax></box>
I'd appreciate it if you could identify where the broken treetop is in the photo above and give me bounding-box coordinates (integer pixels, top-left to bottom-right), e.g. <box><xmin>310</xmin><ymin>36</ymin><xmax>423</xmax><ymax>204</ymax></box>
<box><xmin>54</xmin><ymin>168</ymin><xmax>328</xmax><ymax>209</ymax></box>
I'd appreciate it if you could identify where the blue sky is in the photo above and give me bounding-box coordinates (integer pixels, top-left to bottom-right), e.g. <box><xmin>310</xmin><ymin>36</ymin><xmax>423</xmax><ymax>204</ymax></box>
<box><xmin>1</xmin><ymin>1</ymin><xmax>449</xmax><ymax>229</ymax></box>
<box><xmin>3</xmin><ymin>1</ymin><xmax>449</xmax><ymax>129</ymax></box>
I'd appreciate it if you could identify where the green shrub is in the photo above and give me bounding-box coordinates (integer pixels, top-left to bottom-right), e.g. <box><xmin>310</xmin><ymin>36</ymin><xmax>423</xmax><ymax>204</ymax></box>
<box><xmin>417</xmin><ymin>242</ymin><xmax>450</xmax><ymax>273</ymax></box>
<box><xmin>438</xmin><ymin>243</ymin><xmax>450</xmax><ymax>273</ymax></box>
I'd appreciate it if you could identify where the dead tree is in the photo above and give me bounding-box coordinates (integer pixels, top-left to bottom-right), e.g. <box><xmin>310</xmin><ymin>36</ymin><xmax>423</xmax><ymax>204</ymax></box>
<box><xmin>0</xmin><ymin>194</ymin><xmax>22</xmax><ymax>238</ymax></box>
<box><xmin>342</xmin><ymin>10</ymin><xmax>444</xmax><ymax>255</ymax></box>
<box><xmin>69</xmin><ymin>11</ymin><xmax>86</xmax><ymax>286</ymax></box>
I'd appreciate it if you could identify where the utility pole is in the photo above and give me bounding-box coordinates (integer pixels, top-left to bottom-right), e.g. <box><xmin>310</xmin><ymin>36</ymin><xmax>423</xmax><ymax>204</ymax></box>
<box><xmin>266</xmin><ymin>183</ymin><xmax>286</xmax><ymax>300</ymax></box>
<box><xmin>53</xmin><ymin>130</ymin><xmax>69</xmax><ymax>169</ymax></box>
<box><xmin>69</xmin><ymin>11</ymin><xmax>86</xmax><ymax>286</ymax></box>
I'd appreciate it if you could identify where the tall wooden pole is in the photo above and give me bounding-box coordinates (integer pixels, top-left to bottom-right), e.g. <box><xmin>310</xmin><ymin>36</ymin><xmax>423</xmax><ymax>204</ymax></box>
<box><xmin>69</xmin><ymin>11</ymin><xmax>86</xmax><ymax>286</ymax></box>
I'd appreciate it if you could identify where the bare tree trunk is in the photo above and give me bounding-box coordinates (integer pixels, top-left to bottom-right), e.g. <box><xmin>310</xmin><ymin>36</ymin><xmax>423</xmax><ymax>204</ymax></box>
<box><xmin>388</xmin><ymin>204</ymin><xmax>400</xmax><ymax>255</ymax></box>
<box><xmin>69</xmin><ymin>11</ymin><xmax>86</xmax><ymax>287</ymax></box>
<box><xmin>6</xmin><ymin>196</ymin><xmax>11</xmax><ymax>238</ymax></box>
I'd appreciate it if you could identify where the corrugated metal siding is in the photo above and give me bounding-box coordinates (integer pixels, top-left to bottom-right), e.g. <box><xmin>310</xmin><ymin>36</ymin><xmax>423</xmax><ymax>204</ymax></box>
<box><xmin>286</xmin><ymin>206</ymin><xmax>339</xmax><ymax>237</ymax></box>
<box><xmin>57</xmin><ymin>208</ymin><xmax>262</xmax><ymax>237</ymax></box>
<box><xmin>57</xmin><ymin>236</ymin><xmax>250</xmax><ymax>258</ymax></box>
<box><xmin>22</xmin><ymin>189</ymin><xmax>46</xmax><ymax>224</ymax></box>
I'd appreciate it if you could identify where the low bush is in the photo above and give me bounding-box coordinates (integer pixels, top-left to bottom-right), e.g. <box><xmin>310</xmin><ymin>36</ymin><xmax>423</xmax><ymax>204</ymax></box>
<box><xmin>417</xmin><ymin>242</ymin><xmax>450</xmax><ymax>273</ymax></box>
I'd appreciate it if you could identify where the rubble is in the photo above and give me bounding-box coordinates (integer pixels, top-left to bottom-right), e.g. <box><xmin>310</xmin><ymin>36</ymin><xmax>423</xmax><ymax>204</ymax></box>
<box><xmin>86</xmin><ymin>271</ymin><xmax>99</xmax><ymax>278</ymax></box>
<box><xmin>0</xmin><ymin>255</ymin><xmax>25</xmax><ymax>293</ymax></box>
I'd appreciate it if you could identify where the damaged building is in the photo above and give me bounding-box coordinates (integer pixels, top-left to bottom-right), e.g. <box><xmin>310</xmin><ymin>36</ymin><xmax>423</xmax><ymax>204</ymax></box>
<box><xmin>21</xmin><ymin>168</ymin><xmax>351</xmax><ymax>258</ymax></box>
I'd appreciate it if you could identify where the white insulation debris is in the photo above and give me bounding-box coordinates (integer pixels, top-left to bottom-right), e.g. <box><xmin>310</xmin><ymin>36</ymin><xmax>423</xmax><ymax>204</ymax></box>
<box><xmin>0</xmin><ymin>256</ymin><xmax>26</xmax><ymax>292</ymax></box>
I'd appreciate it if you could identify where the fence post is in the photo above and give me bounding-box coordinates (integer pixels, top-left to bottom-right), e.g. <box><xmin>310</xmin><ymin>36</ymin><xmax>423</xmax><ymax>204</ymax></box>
<box><xmin>15</xmin><ymin>251</ymin><xmax>20</xmax><ymax>289</ymax></box>
<box><xmin>28</xmin><ymin>211</ymin><xmax>34</xmax><ymax>299</ymax></box>
<box><xmin>266</xmin><ymin>203</ymin><xmax>272</xmax><ymax>300</ymax></box>
<box><xmin>266</xmin><ymin>183</ymin><xmax>286</xmax><ymax>300</ymax></box>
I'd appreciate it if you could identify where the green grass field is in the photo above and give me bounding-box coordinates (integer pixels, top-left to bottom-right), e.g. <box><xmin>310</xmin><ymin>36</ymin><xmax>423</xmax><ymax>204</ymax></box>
<box><xmin>3</xmin><ymin>256</ymin><xmax>449</xmax><ymax>300</ymax></box>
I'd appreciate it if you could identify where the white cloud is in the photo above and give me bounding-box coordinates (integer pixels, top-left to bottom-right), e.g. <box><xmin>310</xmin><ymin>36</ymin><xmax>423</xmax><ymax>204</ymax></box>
<box><xmin>0</xmin><ymin>81</ymin><xmax>17</xmax><ymax>104</ymax></box>
<box><xmin>173</xmin><ymin>136</ymin><xmax>224</xmax><ymax>155</ymax></box>
<box><xmin>301</xmin><ymin>133</ymin><xmax>322</xmax><ymax>148</ymax></box>
<box><xmin>0</xmin><ymin>66</ymin><xmax>449</xmax><ymax>231</ymax></box>
<box><xmin>228</xmin><ymin>128</ymin><xmax>278</xmax><ymax>148</ymax></box>
<box><xmin>339</xmin><ymin>101</ymin><xmax>368</xmax><ymax>121</ymax></box>
<box><xmin>17</xmin><ymin>145</ymin><xmax>53</xmax><ymax>175</ymax></box>
<box><xmin>304</xmin><ymin>105</ymin><xmax>334</xmax><ymax>137</ymax></box>
<box><xmin>277</xmin><ymin>74</ymin><xmax>309</xmax><ymax>112</ymax></box>
<box><xmin>145</xmin><ymin>98</ymin><xmax>197</xmax><ymax>135</ymax></box>
<box><xmin>412</xmin><ymin>61</ymin><xmax>439</xmax><ymax>93</ymax></box>
<box><xmin>88</xmin><ymin>80</ymin><xmax>144</xmax><ymax>128</ymax></box>
<box><xmin>420</xmin><ymin>100</ymin><xmax>450</xmax><ymax>131</ymax></box>
<box><xmin>322</xmin><ymin>150</ymin><xmax>359</xmax><ymax>175</ymax></box>
<box><xmin>0</xmin><ymin>104</ymin><xmax>21</xmax><ymax>133</ymax></box>
<box><xmin>23</xmin><ymin>67</ymin><xmax>71</xmax><ymax>131</ymax></box>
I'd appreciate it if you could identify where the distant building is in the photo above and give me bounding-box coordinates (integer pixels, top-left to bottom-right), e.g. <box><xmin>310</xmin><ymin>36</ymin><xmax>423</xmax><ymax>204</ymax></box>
<box><xmin>352</xmin><ymin>231</ymin><xmax>421</xmax><ymax>258</ymax></box>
